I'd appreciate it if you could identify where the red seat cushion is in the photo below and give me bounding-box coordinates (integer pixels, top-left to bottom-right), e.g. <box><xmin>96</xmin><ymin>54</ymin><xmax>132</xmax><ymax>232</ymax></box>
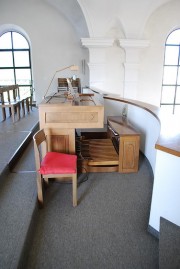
<box><xmin>39</xmin><ymin>152</ymin><xmax>77</xmax><ymax>175</ymax></box>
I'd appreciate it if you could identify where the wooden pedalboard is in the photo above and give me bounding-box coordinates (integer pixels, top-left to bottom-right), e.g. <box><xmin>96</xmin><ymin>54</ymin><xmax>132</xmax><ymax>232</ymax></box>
<box><xmin>77</xmin><ymin>136</ymin><xmax>119</xmax><ymax>173</ymax></box>
<box><xmin>77</xmin><ymin>116</ymin><xmax>140</xmax><ymax>173</ymax></box>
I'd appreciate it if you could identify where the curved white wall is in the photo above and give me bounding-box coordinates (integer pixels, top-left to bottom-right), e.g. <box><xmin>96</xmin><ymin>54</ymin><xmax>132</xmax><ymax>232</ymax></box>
<box><xmin>149</xmin><ymin>150</ymin><xmax>180</xmax><ymax>232</ymax></box>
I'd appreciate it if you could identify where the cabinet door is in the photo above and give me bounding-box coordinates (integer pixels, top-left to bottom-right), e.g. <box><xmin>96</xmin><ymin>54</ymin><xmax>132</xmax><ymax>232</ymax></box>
<box><xmin>119</xmin><ymin>135</ymin><xmax>140</xmax><ymax>173</ymax></box>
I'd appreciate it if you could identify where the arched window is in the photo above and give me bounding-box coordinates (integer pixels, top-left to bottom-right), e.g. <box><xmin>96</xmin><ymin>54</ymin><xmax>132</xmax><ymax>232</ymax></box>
<box><xmin>0</xmin><ymin>31</ymin><xmax>33</xmax><ymax>99</ymax></box>
<box><xmin>161</xmin><ymin>29</ymin><xmax>180</xmax><ymax>114</ymax></box>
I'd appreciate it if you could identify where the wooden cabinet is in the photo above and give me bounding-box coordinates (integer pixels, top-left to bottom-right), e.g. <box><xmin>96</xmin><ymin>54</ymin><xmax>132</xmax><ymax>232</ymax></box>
<box><xmin>107</xmin><ymin>116</ymin><xmax>140</xmax><ymax>173</ymax></box>
<box><xmin>38</xmin><ymin>92</ymin><xmax>104</xmax><ymax>154</ymax></box>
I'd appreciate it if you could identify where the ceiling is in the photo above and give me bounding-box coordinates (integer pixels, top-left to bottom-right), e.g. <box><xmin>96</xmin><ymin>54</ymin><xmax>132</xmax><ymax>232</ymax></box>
<box><xmin>44</xmin><ymin>0</ymin><xmax>174</xmax><ymax>38</ymax></box>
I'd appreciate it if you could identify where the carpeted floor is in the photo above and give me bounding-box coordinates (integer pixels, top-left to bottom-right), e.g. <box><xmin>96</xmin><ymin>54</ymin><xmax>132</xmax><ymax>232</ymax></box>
<box><xmin>24</xmin><ymin>153</ymin><xmax>159</xmax><ymax>269</ymax></box>
<box><xmin>0</xmin><ymin>107</ymin><xmax>159</xmax><ymax>269</ymax></box>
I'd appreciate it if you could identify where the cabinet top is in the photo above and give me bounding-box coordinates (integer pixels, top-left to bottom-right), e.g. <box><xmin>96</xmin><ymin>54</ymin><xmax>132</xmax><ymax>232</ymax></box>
<box><xmin>39</xmin><ymin>91</ymin><xmax>103</xmax><ymax>107</ymax></box>
<box><xmin>108</xmin><ymin>116</ymin><xmax>140</xmax><ymax>136</ymax></box>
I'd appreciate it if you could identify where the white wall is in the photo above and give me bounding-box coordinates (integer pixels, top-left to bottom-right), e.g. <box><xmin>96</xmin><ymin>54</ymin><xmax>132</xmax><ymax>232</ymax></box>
<box><xmin>0</xmin><ymin>0</ymin><xmax>89</xmax><ymax>104</ymax></box>
<box><xmin>1</xmin><ymin>0</ymin><xmax>180</xmax><ymax>106</ymax></box>
<box><xmin>138</xmin><ymin>0</ymin><xmax>180</xmax><ymax>106</ymax></box>
<box><xmin>149</xmin><ymin>150</ymin><xmax>180</xmax><ymax>232</ymax></box>
<box><xmin>79</xmin><ymin>0</ymin><xmax>180</xmax><ymax>106</ymax></box>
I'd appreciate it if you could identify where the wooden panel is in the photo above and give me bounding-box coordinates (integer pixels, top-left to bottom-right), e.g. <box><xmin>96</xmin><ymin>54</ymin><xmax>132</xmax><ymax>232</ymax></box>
<box><xmin>119</xmin><ymin>136</ymin><xmax>140</xmax><ymax>173</ymax></box>
<box><xmin>50</xmin><ymin>135</ymin><xmax>69</xmax><ymax>153</ymax></box>
<box><xmin>44</xmin><ymin>128</ymin><xmax>75</xmax><ymax>154</ymax></box>
<box><xmin>39</xmin><ymin>104</ymin><xmax>104</xmax><ymax>129</ymax></box>
<box><xmin>39</xmin><ymin>91</ymin><xmax>104</xmax><ymax>158</ymax></box>
<box><xmin>45</xmin><ymin>112</ymin><xmax>98</xmax><ymax>123</ymax></box>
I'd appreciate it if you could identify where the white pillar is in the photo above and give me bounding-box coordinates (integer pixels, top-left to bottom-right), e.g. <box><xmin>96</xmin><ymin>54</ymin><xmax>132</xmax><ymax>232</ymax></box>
<box><xmin>119</xmin><ymin>39</ymin><xmax>149</xmax><ymax>99</ymax></box>
<box><xmin>81</xmin><ymin>38</ymin><xmax>114</xmax><ymax>90</ymax></box>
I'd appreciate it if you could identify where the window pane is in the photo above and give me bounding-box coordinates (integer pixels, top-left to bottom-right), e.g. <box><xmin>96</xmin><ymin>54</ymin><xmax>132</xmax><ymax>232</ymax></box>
<box><xmin>0</xmin><ymin>51</ymin><xmax>13</xmax><ymax>67</ymax></box>
<box><xmin>160</xmin><ymin>104</ymin><xmax>174</xmax><ymax>114</ymax></box>
<box><xmin>12</xmin><ymin>32</ymin><xmax>29</xmax><ymax>49</ymax></box>
<box><xmin>174</xmin><ymin>105</ymin><xmax>180</xmax><ymax>115</ymax></box>
<box><xmin>164</xmin><ymin>46</ymin><xmax>179</xmax><ymax>65</ymax></box>
<box><xmin>175</xmin><ymin>86</ymin><xmax>180</xmax><ymax>103</ymax></box>
<box><xmin>15</xmin><ymin>69</ymin><xmax>31</xmax><ymax>84</ymax></box>
<box><xmin>0</xmin><ymin>32</ymin><xmax>12</xmax><ymax>49</ymax></box>
<box><xmin>19</xmin><ymin>86</ymin><xmax>31</xmax><ymax>99</ymax></box>
<box><xmin>163</xmin><ymin>66</ymin><xmax>177</xmax><ymax>84</ymax></box>
<box><xmin>177</xmin><ymin>67</ymin><xmax>180</xmax><ymax>85</ymax></box>
<box><xmin>14</xmin><ymin>51</ymin><xmax>30</xmax><ymax>67</ymax></box>
<box><xmin>161</xmin><ymin>86</ymin><xmax>175</xmax><ymax>103</ymax></box>
<box><xmin>0</xmin><ymin>69</ymin><xmax>15</xmax><ymax>85</ymax></box>
<box><xmin>166</xmin><ymin>29</ymin><xmax>180</xmax><ymax>45</ymax></box>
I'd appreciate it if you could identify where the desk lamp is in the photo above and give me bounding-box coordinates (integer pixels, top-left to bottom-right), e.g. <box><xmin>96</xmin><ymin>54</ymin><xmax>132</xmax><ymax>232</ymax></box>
<box><xmin>44</xmin><ymin>64</ymin><xmax>79</xmax><ymax>99</ymax></box>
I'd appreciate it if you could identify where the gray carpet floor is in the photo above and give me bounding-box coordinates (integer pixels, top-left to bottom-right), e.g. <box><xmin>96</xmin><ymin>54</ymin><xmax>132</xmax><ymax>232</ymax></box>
<box><xmin>159</xmin><ymin>218</ymin><xmax>180</xmax><ymax>269</ymax></box>
<box><xmin>23</xmin><ymin>153</ymin><xmax>159</xmax><ymax>269</ymax></box>
<box><xmin>0</xmin><ymin>107</ymin><xmax>159</xmax><ymax>269</ymax></box>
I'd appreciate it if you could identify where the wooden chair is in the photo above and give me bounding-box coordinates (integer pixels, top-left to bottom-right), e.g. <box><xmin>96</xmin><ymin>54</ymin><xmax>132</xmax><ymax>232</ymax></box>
<box><xmin>0</xmin><ymin>85</ymin><xmax>21</xmax><ymax>122</ymax></box>
<box><xmin>58</xmin><ymin>77</ymin><xmax>81</xmax><ymax>93</ymax></box>
<box><xmin>33</xmin><ymin>129</ymin><xmax>78</xmax><ymax>207</ymax></box>
<box><xmin>14</xmin><ymin>85</ymin><xmax>32</xmax><ymax>115</ymax></box>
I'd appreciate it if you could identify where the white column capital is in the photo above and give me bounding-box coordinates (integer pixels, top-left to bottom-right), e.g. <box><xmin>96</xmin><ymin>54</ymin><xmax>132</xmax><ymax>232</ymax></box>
<box><xmin>81</xmin><ymin>37</ymin><xmax>114</xmax><ymax>48</ymax></box>
<box><xmin>119</xmin><ymin>39</ymin><xmax>150</xmax><ymax>49</ymax></box>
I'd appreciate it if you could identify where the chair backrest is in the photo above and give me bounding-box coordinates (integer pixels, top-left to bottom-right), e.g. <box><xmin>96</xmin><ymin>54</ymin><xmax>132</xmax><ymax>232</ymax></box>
<box><xmin>58</xmin><ymin>77</ymin><xmax>81</xmax><ymax>93</ymax></box>
<box><xmin>33</xmin><ymin>129</ymin><xmax>47</xmax><ymax>170</ymax></box>
<box><xmin>58</xmin><ymin>78</ymin><xmax>68</xmax><ymax>88</ymax></box>
<box><xmin>0</xmin><ymin>84</ymin><xmax>19</xmax><ymax>103</ymax></box>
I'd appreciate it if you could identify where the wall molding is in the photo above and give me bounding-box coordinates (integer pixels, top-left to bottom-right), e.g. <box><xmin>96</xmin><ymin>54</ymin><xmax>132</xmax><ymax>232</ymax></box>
<box><xmin>81</xmin><ymin>37</ymin><xmax>114</xmax><ymax>48</ymax></box>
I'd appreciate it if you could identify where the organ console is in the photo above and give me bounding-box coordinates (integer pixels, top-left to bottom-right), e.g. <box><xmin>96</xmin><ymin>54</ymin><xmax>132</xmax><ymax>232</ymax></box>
<box><xmin>107</xmin><ymin>116</ymin><xmax>140</xmax><ymax>173</ymax></box>
<box><xmin>79</xmin><ymin>116</ymin><xmax>140</xmax><ymax>173</ymax></box>
<box><xmin>38</xmin><ymin>90</ymin><xmax>140</xmax><ymax>173</ymax></box>
<box><xmin>38</xmin><ymin>90</ymin><xmax>104</xmax><ymax>154</ymax></box>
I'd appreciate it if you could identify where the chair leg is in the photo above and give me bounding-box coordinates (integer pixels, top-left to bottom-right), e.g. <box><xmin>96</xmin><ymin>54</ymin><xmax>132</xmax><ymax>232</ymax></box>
<box><xmin>16</xmin><ymin>104</ymin><xmax>20</xmax><ymax>120</ymax></box>
<box><xmin>37</xmin><ymin>174</ymin><xmax>44</xmax><ymax>206</ymax></box>
<box><xmin>21</xmin><ymin>100</ymin><xmax>25</xmax><ymax>116</ymax></box>
<box><xmin>26</xmin><ymin>97</ymin><xmax>30</xmax><ymax>113</ymax></box>
<box><xmin>44</xmin><ymin>177</ymin><xmax>49</xmax><ymax>189</ymax></box>
<box><xmin>72</xmin><ymin>174</ymin><xmax>77</xmax><ymax>207</ymax></box>
<box><xmin>11</xmin><ymin>106</ymin><xmax>15</xmax><ymax>123</ymax></box>
<box><xmin>2</xmin><ymin>108</ymin><xmax>6</xmax><ymax>120</ymax></box>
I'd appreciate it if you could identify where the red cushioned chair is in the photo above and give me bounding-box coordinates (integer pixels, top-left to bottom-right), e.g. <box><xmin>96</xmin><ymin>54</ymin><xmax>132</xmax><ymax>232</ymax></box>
<box><xmin>33</xmin><ymin>129</ymin><xmax>77</xmax><ymax>207</ymax></box>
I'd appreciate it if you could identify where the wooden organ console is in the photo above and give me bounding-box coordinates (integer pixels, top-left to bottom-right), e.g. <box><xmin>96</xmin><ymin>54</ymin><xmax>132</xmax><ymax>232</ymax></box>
<box><xmin>38</xmin><ymin>90</ymin><xmax>104</xmax><ymax>154</ymax></box>
<box><xmin>38</xmin><ymin>91</ymin><xmax>140</xmax><ymax>173</ymax></box>
<box><xmin>79</xmin><ymin>116</ymin><xmax>140</xmax><ymax>173</ymax></box>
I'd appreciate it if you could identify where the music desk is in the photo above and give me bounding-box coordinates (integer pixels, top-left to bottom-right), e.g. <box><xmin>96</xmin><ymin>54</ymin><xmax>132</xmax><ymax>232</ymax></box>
<box><xmin>38</xmin><ymin>91</ymin><xmax>104</xmax><ymax>154</ymax></box>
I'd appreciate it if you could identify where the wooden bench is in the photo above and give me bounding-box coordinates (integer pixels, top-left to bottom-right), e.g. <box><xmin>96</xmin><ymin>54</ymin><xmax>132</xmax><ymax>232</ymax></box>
<box><xmin>0</xmin><ymin>85</ymin><xmax>21</xmax><ymax>122</ymax></box>
<box><xmin>0</xmin><ymin>85</ymin><xmax>32</xmax><ymax>122</ymax></box>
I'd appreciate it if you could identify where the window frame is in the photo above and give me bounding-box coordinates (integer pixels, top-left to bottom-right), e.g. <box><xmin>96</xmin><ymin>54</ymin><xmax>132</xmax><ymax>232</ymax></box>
<box><xmin>0</xmin><ymin>31</ymin><xmax>33</xmax><ymax>98</ymax></box>
<box><xmin>161</xmin><ymin>29</ymin><xmax>180</xmax><ymax>114</ymax></box>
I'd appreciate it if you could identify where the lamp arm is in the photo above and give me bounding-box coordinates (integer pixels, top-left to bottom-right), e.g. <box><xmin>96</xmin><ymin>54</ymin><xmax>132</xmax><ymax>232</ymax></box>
<box><xmin>43</xmin><ymin>65</ymin><xmax>76</xmax><ymax>98</ymax></box>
